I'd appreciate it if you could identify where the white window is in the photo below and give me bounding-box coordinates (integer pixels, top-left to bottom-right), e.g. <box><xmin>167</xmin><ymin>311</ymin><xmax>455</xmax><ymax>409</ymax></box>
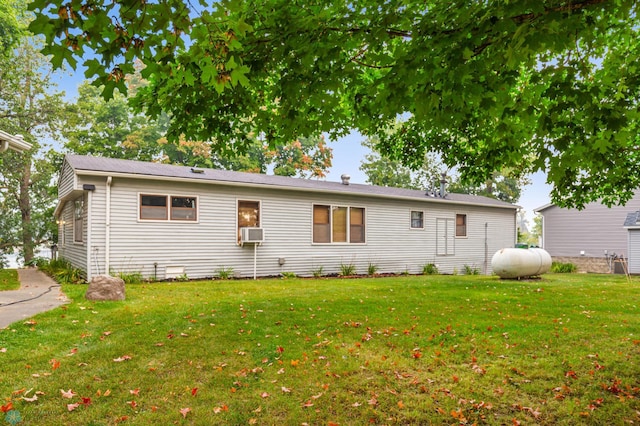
<box><xmin>238</xmin><ymin>200</ymin><xmax>260</xmax><ymax>243</ymax></box>
<box><xmin>313</xmin><ymin>204</ymin><xmax>365</xmax><ymax>244</ymax></box>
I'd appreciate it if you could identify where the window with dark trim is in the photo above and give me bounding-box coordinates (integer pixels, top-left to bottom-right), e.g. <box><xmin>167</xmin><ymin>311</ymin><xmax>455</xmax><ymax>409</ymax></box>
<box><xmin>140</xmin><ymin>194</ymin><xmax>197</xmax><ymax>221</ymax></box>
<box><xmin>456</xmin><ymin>214</ymin><xmax>467</xmax><ymax>237</ymax></box>
<box><xmin>238</xmin><ymin>200</ymin><xmax>260</xmax><ymax>243</ymax></box>
<box><xmin>74</xmin><ymin>198</ymin><xmax>84</xmax><ymax>243</ymax></box>
<box><xmin>312</xmin><ymin>204</ymin><xmax>366</xmax><ymax>244</ymax></box>
<box><xmin>410</xmin><ymin>211</ymin><xmax>424</xmax><ymax>229</ymax></box>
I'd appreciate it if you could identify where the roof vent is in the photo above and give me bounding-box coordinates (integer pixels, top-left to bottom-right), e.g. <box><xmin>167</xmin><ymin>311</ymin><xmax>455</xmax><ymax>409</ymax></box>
<box><xmin>341</xmin><ymin>174</ymin><xmax>351</xmax><ymax>185</ymax></box>
<box><xmin>439</xmin><ymin>172</ymin><xmax>447</xmax><ymax>198</ymax></box>
<box><xmin>190</xmin><ymin>168</ymin><xmax>204</xmax><ymax>174</ymax></box>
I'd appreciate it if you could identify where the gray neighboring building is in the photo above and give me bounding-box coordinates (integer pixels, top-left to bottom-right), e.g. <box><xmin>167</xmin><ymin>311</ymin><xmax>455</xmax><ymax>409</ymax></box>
<box><xmin>54</xmin><ymin>155</ymin><xmax>519</xmax><ymax>281</ymax></box>
<box><xmin>535</xmin><ymin>193</ymin><xmax>640</xmax><ymax>272</ymax></box>
<box><xmin>623</xmin><ymin>211</ymin><xmax>640</xmax><ymax>274</ymax></box>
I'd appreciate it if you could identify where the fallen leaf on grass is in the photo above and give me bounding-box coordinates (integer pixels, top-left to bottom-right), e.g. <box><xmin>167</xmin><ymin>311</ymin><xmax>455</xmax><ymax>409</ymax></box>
<box><xmin>129</xmin><ymin>389</ymin><xmax>140</xmax><ymax>396</ymax></box>
<box><xmin>22</xmin><ymin>394</ymin><xmax>38</xmax><ymax>402</ymax></box>
<box><xmin>180</xmin><ymin>407</ymin><xmax>191</xmax><ymax>418</ymax></box>
<box><xmin>1</xmin><ymin>402</ymin><xmax>12</xmax><ymax>413</ymax></box>
<box><xmin>565</xmin><ymin>371</ymin><xmax>578</xmax><ymax>379</ymax></box>
<box><xmin>50</xmin><ymin>359</ymin><xmax>60</xmax><ymax>370</ymax></box>
<box><xmin>67</xmin><ymin>403</ymin><xmax>80</xmax><ymax>412</ymax></box>
<box><xmin>113</xmin><ymin>355</ymin><xmax>132</xmax><ymax>362</ymax></box>
<box><xmin>512</xmin><ymin>404</ymin><xmax>541</xmax><ymax>419</ymax></box>
<box><xmin>0</xmin><ymin>348</ymin><xmax>6</xmax><ymax>353</ymax></box>
<box><xmin>281</xmin><ymin>386</ymin><xmax>291</xmax><ymax>393</ymax></box>
<box><xmin>191</xmin><ymin>387</ymin><xmax>198</xmax><ymax>396</ymax></box>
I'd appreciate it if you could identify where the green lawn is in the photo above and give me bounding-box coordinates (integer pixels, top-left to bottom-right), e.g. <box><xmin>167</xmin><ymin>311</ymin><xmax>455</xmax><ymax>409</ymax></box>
<box><xmin>0</xmin><ymin>269</ymin><xmax>20</xmax><ymax>291</ymax></box>
<box><xmin>1</xmin><ymin>274</ymin><xmax>639</xmax><ymax>425</ymax></box>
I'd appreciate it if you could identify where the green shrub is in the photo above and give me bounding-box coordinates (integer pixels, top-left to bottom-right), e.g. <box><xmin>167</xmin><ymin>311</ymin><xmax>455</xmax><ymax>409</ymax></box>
<box><xmin>281</xmin><ymin>271</ymin><xmax>297</xmax><ymax>279</ymax></box>
<box><xmin>175</xmin><ymin>273</ymin><xmax>190</xmax><ymax>282</ymax></box>
<box><xmin>339</xmin><ymin>263</ymin><xmax>356</xmax><ymax>276</ymax></box>
<box><xmin>463</xmin><ymin>264</ymin><xmax>480</xmax><ymax>275</ymax></box>
<box><xmin>551</xmin><ymin>261</ymin><xmax>577</xmax><ymax>273</ymax></box>
<box><xmin>422</xmin><ymin>263</ymin><xmax>439</xmax><ymax>275</ymax></box>
<box><xmin>367</xmin><ymin>263</ymin><xmax>378</xmax><ymax>275</ymax></box>
<box><xmin>39</xmin><ymin>258</ymin><xmax>85</xmax><ymax>284</ymax></box>
<box><xmin>116</xmin><ymin>271</ymin><xmax>144</xmax><ymax>284</ymax></box>
<box><xmin>216</xmin><ymin>266</ymin><xmax>234</xmax><ymax>280</ymax></box>
<box><xmin>312</xmin><ymin>266</ymin><xmax>324</xmax><ymax>278</ymax></box>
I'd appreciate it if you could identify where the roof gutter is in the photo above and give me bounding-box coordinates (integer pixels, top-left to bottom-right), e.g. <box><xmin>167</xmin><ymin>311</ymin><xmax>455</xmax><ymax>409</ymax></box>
<box><xmin>71</xmin><ymin>169</ymin><xmax>519</xmax><ymax>211</ymax></box>
<box><xmin>0</xmin><ymin>130</ymin><xmax>31</xmax><ymax>152</ymax></box>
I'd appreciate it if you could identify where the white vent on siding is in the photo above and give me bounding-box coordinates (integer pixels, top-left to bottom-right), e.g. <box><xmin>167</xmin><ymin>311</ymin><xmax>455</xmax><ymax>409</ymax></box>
<box><xmin>166</xmin><ymin>266</ymin><xmax>185</xmax><ymax>279</ymax></box>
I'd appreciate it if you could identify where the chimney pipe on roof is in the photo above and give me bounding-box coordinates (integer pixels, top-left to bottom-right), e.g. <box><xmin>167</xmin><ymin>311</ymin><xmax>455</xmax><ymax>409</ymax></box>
<box><xmin>439</xmin><ymin>172</ymin><xmax>447</xmax><ymax>198</ymax></box>
<box><xmin>341</xmin><ymin>174</ymin><xmax>351</xmax><ymax>185</ymax></box>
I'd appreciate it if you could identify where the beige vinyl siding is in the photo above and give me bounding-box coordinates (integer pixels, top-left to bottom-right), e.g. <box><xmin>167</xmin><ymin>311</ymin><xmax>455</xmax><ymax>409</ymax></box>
<box><xmin>58</xmin><ymin>201</ymin><xmax>87</xmax><ymax>275</ymax></box>
<box><xmin>58</xmin><ymin>165</ymin><xmax>516</xmax><ymax>280</ymax></box>
<box><xmin>75</xmin><ymin>176</ymin><xmax>515</xmax><ymax>279</ymax></box>
<box><xmin>540</xmin><ymin>193</ymin><xmax>640</xmax><ymax>258</ymax></box>
<box><xmin>57</xmin><ymin>161</ymin><xmax>77</xmax><ymax>199</ymax></box>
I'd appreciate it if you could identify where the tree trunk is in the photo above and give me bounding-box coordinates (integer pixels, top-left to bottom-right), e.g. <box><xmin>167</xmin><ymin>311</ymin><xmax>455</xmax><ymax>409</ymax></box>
<box><xmin>19</xmin><ymin>156</ymin><xmax>33</xmax><ymax>264</ymax></box>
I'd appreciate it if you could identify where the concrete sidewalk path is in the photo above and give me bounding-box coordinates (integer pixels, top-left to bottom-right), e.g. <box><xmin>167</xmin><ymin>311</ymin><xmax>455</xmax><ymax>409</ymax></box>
<box><xmin>0</xmin><ymin>269</ymin><xmax>70</xmax><ymax>329</ymax></box>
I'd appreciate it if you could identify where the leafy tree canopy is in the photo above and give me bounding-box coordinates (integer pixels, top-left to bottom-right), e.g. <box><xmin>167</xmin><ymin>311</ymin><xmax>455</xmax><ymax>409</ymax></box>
<box><xmin>28</xmin><ymin>0</ymin><xmax>640</xmax><ymax>208</ymax></box>
<box><xmin>361</xmin><ymin>136</ymin><xmax>529</xmax><ymax>205</ymax></box>
<box><xmin>64</xmin><ymin>82</ymin><xmax>333</xmax><ymax>177</ymax></box>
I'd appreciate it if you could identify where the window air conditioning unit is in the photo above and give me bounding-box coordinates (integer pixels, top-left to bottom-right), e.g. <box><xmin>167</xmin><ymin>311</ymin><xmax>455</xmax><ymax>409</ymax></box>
<box><xmin>241</xmin><ymin>227</ymin><xmax>265</xmax><ymax>244</ymax></box>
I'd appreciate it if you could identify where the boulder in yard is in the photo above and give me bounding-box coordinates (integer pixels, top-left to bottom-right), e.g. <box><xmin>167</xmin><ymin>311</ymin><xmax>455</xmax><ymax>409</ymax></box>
<box><xmin>85</xmin><ymin>275</ymin><xmax>125</xmax><ymax>301</ymax></box>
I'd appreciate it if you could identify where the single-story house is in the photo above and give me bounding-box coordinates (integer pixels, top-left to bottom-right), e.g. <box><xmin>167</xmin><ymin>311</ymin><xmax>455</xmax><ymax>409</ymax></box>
<box><xmin>535</xmin><ymin>192</ymin><xmax>640</xmax><ymax>273</ymax></box>
<box><xmin>0</xmin><ymin>130</ymin><xmax>30</xmax><ymax>153</ymax></box>
<box><xmin>54</xmin><ymin>155</ymin><xmax>519</xmax><ymax>281</ymax></box>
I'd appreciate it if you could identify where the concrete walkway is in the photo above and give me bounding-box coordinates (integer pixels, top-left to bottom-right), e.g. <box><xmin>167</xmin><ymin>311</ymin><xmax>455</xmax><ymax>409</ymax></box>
<box><xmin>0</xmin><ymin>269</ymin><xmax>70</xmax><ymax>329</ymax></box>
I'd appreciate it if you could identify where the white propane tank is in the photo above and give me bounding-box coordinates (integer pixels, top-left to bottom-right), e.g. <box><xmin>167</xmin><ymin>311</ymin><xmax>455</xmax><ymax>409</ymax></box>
<box><xmin>491</xmin><ymin>248</ymin><xmax>552</xmax><ymax>279</ymax></box>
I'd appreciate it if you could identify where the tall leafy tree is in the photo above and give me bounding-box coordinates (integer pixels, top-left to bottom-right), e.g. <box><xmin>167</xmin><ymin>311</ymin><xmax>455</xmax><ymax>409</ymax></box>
<box><xmin>360</xmin><ymin>136</ymin><xmax>442</xmax><ymax>191</ymax></box>
<box><xmin>0</xmin><ymin>36</ymin><xmax>68</xmax><ymax>265</ymax></box>
<box><xmin>361</xmin><ymin>137</ymin><xmax>528</xmax><ymax>204</ymax></box>
<box><xmin>64</xmin><ymin>81</ymin><xmax>332</xmax><ymax>177</ymax></box>
<box><xmin>448</xmin><ymin>171</ymin><xmax>530</xmax><ymax>205</ymax></box>
<box><xmin>0</xmin><ymin>0</ymin><xmax>24</xmax><ymax>52</ymax></box>
<box><xmin>29</xmin><ymin>0</ymin><xmax>640</xmax><ymax>208</ymax></box>
<box><xmin>63</xmin><ymin>81</ymin><xmax>166</xmax><ymax>161</ymax></box>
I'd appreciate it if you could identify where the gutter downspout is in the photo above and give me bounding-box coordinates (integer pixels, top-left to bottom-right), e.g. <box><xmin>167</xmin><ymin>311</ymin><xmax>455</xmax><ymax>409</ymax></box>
<box><xmin>86</xmin><ymin>191</ymin><xmax>93</xmax><ymax>281</ymax></box>
<box><xmin>515</xmin><ymin>209</ymin><xmax>519</xmax><ymax>246</ymax></box>
<box><xmin>484</xmin><ymin>222</ymin><xmax>488</xmax><ymax>275</ymax></box>
<box><xmin>105</xmin><ymin>176</ymin><xmax>112</xmax><ymax>276</ymax></box>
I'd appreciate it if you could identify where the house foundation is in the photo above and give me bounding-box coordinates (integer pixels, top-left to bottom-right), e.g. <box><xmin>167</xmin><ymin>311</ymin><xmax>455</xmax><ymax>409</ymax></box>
<box><xmin>551</xmin><ymin>256</ymin><xmax>618</xmax><ymax>274</ymax></box>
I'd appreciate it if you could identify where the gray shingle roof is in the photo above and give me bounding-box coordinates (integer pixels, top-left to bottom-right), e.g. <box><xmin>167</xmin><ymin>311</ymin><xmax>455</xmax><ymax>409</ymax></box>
<box><xmin>624</xmin><ymin>211</ymin><xmax>640</xmax><ymax>227</ymax></box>
<box><xmin>64</xmin><ymin>154</ymin><xmax>517</xmax><ymax>209</ymax></box>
